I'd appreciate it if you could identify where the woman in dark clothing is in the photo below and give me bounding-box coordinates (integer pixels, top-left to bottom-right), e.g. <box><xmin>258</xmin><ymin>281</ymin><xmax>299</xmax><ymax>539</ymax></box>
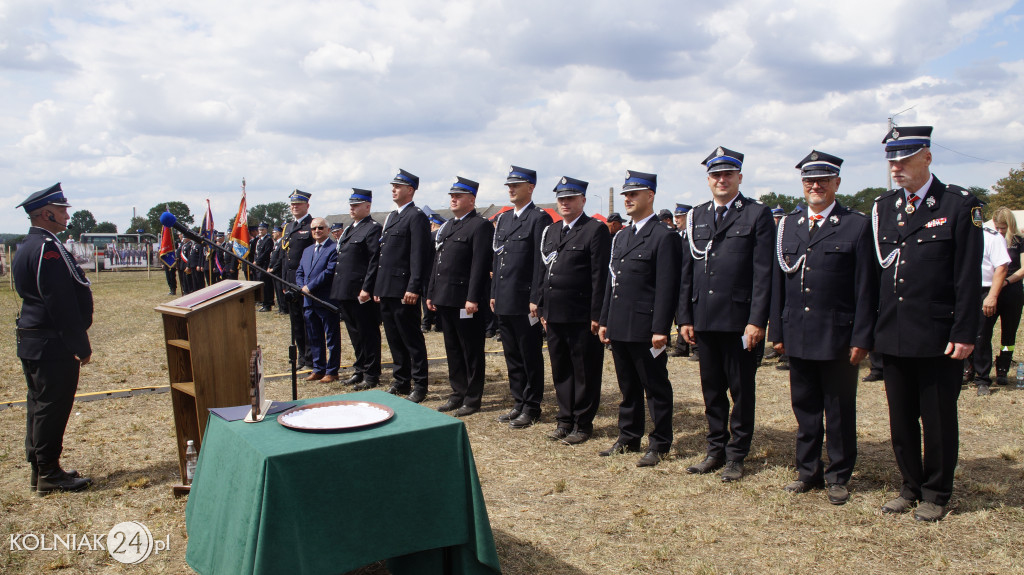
<box><xmin>991</xmin><ymin>207</ymin><xmax>1024</xmax><ymax>385</ymax></box>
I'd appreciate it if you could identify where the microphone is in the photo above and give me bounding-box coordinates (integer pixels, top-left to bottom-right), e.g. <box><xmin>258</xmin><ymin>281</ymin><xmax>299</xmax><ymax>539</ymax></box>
<box><xmin>160</xmin><ymin>212</ymin><xmax>202</xmax><ymax>243</ymax></box>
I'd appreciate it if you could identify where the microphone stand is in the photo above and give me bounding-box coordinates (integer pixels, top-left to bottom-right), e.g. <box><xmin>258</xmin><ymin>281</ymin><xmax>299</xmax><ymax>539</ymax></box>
<box><xmin>170</xmin><ymin>220</ymin><xmax>337</xmax><ymax>401</ymax></box>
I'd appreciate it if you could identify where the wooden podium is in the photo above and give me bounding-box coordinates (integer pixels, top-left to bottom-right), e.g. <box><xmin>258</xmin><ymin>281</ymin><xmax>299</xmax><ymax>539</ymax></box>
<box><xmin>154</xmin><ymin>280</ymin><xmax>262</xmax><ymax>495</ymax></box>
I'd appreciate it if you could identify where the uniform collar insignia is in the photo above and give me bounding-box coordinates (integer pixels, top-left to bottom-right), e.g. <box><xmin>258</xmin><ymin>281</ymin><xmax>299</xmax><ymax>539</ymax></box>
<box><xmin>895</xmin><ymin>198</ymin><xmax>903</xmax><ymax>209</ymax></box>
<box><xmin>926</xmin><ymin>196</ymin><xmax>937</xmax><ymax>207</ymax></box>
<box><xmin>829</xmin><ymin>215</ymin><xmax>839</xmax><ymax>225</ymax></box>
<box><xmin>734</xmin><ymin>198</ymin><xmax>743</xmax><ymax>209</ymax></box>
<box><xmin>798</xmin><ymin>216</ymin><xmax>805</xmax><ymax>225</ymax></box>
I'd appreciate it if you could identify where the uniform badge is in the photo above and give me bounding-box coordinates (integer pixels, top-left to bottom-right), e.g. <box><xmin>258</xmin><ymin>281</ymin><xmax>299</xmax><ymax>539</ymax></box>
<box><xmin>509</xmin><ymin>166</ymin><xmax>514</xmax><ymax>173</ymax></box>
<box><xmin>716</xmin><ymin>147</ymin><xmax>724</xmax><ymax>157</ymax></box>
<box><xmin>925</xmin><ymin>218</ymin><xmax>947</xmax><ymax>228</ymax></box>
<box><xmin>961</xmin><ymin>189</ymin><xmax>969</xmax><ymax>196</ymax></box>
<box><xmin>734</xmin><ymin>199</ymin><xmax>743</xmax><ymax>208</ymax></box>
<box><xmin>892</xmin><ymin>129</ymin><xmax>900</xmax><ymax>138</ymax></box>
<box><xmin>829</xmin><ymin>215</ymin><xmax>839</xmax><ymax>225</ymax></box>
<box><xmin>972</xmin><ymin>207</ymin><xmax>984</xmax><ymax>228</ymax></box>
<box><xmin>895</xmin><ymin>198</ymin><xmax>903</xmax><ymax>209</ymax></box>
<box><xmin>798</xmin><ymin>217</ymin><xmax>805</xmax><ymax>225</ymax></box>
<box><xmin>560</xmin><ymin>177</ymin><xmax>567</xmax><ymax>184</ymax></box>
<box><xmin>926</xmin><ymin>196</ymin><xmax>936</xmax><ymax>208</ymax></box>
<box><xmin>810</xmin><ymin>152</ymin><xmax>819</xmax><ymax>161</ymax></box>
<box><xmin>905</xmin><ymin>204</ymin><xmax>915</xmax><ymax>214</ymax></box>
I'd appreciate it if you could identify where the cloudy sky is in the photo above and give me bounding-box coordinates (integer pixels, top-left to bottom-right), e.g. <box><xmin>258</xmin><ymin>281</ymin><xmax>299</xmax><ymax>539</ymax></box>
<box><xmin>1</xmin><ymin>0</ymin><xmax>1021</xmax><ymax>232</ymax></box>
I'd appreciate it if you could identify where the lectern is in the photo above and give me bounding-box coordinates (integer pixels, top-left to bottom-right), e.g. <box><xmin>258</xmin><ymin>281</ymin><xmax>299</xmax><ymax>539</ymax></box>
<box><xmin>154</xmin><ymin>280</ymin><xmax>262</xmax><ymax>495</ymax></box>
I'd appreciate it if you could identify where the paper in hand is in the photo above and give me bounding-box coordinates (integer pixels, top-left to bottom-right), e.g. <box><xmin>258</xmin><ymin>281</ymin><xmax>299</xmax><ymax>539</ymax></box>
<box><xmin>460</xmin><ymin>309</ymin><xmax>474</xmax><ymax>319</ymax></box>
<box><xmin>650</xmin><ymin>346</ymin><xmax>665</xmax><ymax>358</ymax></box>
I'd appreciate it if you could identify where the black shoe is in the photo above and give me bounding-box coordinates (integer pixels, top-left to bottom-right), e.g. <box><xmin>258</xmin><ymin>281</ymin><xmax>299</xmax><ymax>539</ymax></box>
<box><xmin>438</xmin><ymin>399</ymin><xmax>461</xmax><ymax>412</ymax></box>
<box><xmin>763</xmin><ymin>347</ymin><xmax>780</xmax><ymax>360</ymax></box>
<box><xmin>387</xmin><ymin>385</ymin><xmax>412</xmax><ymax>396</ymax></box>
<box><xmin>862</xmin><ymin>372</ymin><xmax>883</xmax><ymax>382</ymax></box>
<box><xmin>421</xmin><ymin>324</ymin><xmax>431</xmax><ymax>333</ymax></box>
<box><xmin>636</xmin><ymin>450</ymin><xmax>667</xmax><ymax>467</ymax></box>
<box><xmin>484</xmin><ymin>329</ymin><xmax>496</xmax><ymax>339</ymax></box>
<box><xmin>455</xmin><ymin>405</ymin><xmax>479</xmax><ymax>417</ymax></box>
<box><xmin>37</xmin><ymin>465</ymin><xmax>91</xmax><ymax>496</ymax></box>
<box><xmin>353</xmin><ymin>380</ymin><xmax>379</xmax><ymax>391</ymax></box>
<box><xmin>686</xmin><ymin>456</ymin><xmax>724</xmax><ymax>475</ymax></box>
<box><xmin>258</xmin><ymin>305</ymin><xmax>272</xmax><ymax>312</ymax></box>
<box><xmin>546</xmin><ymin>427</ymin><xmax>571</xmax><ymax>441</ymax></box>
<box><xmin>977</xmin><ymin>383</ymin><xmax>991</xmax><ymax>396</ymax></box>
<box><xmin>688</xmin><ymin>353</ymin><xmax>700</xmax><ymax>362</ymax></box>
<box><xmin>561</xmin><ymin>430</ymin><xmax>590</xmax><ymax>445</ymax></box>
<box><xmin>963</xmin><ymin>369</ymin><xmax>975</xmax><ymax>384</ymax></box>
<box><xmin>344</xmin><ymin>373</ymin><xmax>364</xmax><ymax>386</ymax></box>
<box><xmin>775</xmin><ymin>360</ymin><xmax>790</xmax><ymax>371</ymax></box>
<box><xmin>721</xmin><ymin>460</ymin><xmax>744</xmax><ymax>482</ymax></box>
<box><xmin>509</xmin><ymin>412</ymin><xmax>538</xmax><ymax>429</ymax></box>
<box><xmin>783</xmin><ymin>479</ymin><xmax>822</xmax><ymax>493</ymax></box>
<box><xmin>497</xmin><ymin>408</ymin><xmax>521</xmax><ymax>423</ymax></box>
<box><xmin>407</xmin><ymin>389</ymin><xmax>426</xmax><ymax>403</ymax></box>
<box><xmin>599</xmin><ymin>440</ymin><xmax>642</xmax><ymax>457</ymax></box>
<box><xmin>827</xmin><ymin>483</ymin><xmax>850</xmax><ymax>505</ymax></box>
<box><xmin>30</xmin><ymin>464</ymin><xmax>80</xmax><ymax>491</ymax></box>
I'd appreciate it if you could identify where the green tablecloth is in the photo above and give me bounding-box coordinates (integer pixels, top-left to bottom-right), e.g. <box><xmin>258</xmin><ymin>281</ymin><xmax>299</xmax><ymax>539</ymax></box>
<box><xmin>184</xmin><ymin>390</ymin><xmax>501</xmax><ymax>575</ymax></box>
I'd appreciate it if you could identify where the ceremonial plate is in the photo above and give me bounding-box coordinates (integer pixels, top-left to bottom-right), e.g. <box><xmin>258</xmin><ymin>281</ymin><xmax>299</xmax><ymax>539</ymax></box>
<box><xmin>277</xmin><ymin>401</ymin><xmax>394</xmax><ymax>432</ymax></box>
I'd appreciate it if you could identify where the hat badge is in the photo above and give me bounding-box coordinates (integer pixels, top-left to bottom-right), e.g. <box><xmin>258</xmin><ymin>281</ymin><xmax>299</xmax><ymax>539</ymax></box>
<box><xmin>625</xmin><ymin>171</ymin><xmax>631</xmax><ymax>179</ymax></box>
<box><xmin>892</xmin><ymin>129</ymin><xmax>900</xmax><ymax>139</ymax></box>
<box><xmin>561</xmin><ymin>177</ymin><xmax>567</xmax><ymax>184</ymax></box>
<box><xmin>810</xmin><ymin>152</ymin><xmax>818</xmax><ymax>161</ymax></box>
<box><xmin>509</xmin><ymin>166</ymin><xmax>514</xmax><ymax>173</ymax></box>
<box><xmin>716</xmin><ymin>147</ymin><xmax>724</xmax><ymax>157</ymax></box>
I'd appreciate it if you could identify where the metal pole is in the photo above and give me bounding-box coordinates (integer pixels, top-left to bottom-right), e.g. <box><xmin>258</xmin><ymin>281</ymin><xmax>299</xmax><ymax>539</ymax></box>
<box><xmin>608</xmin><ymin>186</ymin><xmax>614</xmax><ymax>215</ymax></box>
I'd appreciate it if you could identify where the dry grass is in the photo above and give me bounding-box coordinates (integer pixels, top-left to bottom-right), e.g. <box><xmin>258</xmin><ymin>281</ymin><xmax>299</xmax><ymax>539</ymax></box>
<box><xmin>1</xmin><ymin>271</ymin><xmax>1023</xmax><ymax>574</ymax></box>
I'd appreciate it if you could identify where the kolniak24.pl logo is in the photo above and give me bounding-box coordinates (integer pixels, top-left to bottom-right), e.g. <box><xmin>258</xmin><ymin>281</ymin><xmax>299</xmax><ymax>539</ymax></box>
<box><xmin>9</xmin><ymin>521</ymin><xmax>169</xmax><ymax>564</ymax></box>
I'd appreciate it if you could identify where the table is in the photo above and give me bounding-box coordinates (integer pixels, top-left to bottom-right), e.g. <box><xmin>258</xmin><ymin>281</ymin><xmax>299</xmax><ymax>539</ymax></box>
<box><xmin>184</xmin><ymin>390</ymin><xmax>501</xmax><ymax>575</ymax></box>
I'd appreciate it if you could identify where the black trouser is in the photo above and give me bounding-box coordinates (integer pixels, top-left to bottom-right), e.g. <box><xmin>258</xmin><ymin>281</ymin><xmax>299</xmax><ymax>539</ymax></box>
<box><xmin>339</xmin><ymin>299</ymin><xmax>382</xmax><ymax>381</ymax></box>
<box><xmin>437</xmin><ymin>306</ymin><xmax>486</xmax><ymax>408</ymax></box>
<box><xmin>788</xmin><ymin>356</ymin><xmax>858</xmax><ymax>485</ymax></box>
<box><xmin>260</xmin><ymin>273</ymin><xmax>275</xmax><ymax>307</ymax></box>
<box><xmin>695</xmin><ymin>330</ymin><xmax>757</xmax><ymax>461</ymax></box>
<box><xmin>164</xmin><ymin>266</ymin><xmax>177</xmax><ymax>294</ymax></box>
<box><xmin>380</xmin><ymin>297</ymin><xmax>429</xmax><ymax>391</ymax></box>
<box><xmin>868</xmin><ymin>351</ymin><xmax>884</xmax><ymax>377</ymax></box>
<box><xmin>276</xmin><ymin>281</ymin><xmax>289</xmax><ymax>313</ymax></box>
<box><xmin>288</xmin><ymin>294</ymin><xmax>310</xmax><ymax>367</ymax></box>
<box><xmin>974</xmin><ymin>285</ymin><xmax>1024</xmax><ymax>379</ymax></box>
<box><xmin>546</xmin><ymin>321</ymin><xmax>603</xmax><ymax>433</ymax></box>
<box><xmin>610</xmin><ymin>340</ymin><xmax>673</xmax><ymax>452</ymax></box>
<box><xmin>421</xmin><ymin>299</ymin><xmax>436</xmax><ymax>330</ymax></box>
<box><xmin>22</xmin><ymin>358</ymin><xmax>79</xmax><ymax>468</ymax></box>
<box><xmin>882</xmin><ymin>354</ymin><xmax>961</xmax><ymax>506</ymax></box>
<box><xmin>497</xmin><ymin>314</ymin><xmax>545</xmax><ymax>417</ymax></box>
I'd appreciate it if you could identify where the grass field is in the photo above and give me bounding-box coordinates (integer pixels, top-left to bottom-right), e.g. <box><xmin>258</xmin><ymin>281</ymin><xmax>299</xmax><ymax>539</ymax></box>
<box><xmin>1</xmin><ymin>271</ymin><xmax>1022</xmax><ymax>574</ymax></box>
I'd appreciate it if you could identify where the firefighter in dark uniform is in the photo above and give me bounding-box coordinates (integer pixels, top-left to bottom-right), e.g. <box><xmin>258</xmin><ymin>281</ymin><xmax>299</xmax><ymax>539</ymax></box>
<box><xmin>254</xmin><ymin>222</ymin><xmax>275</xmax><ymax>311</ymax></box>
<box><xmin>281</xmin><ymin>189</ymin><xmax>315</xmax><ymax>369</ymax></box>
<box><xmin>770</xmin><ymin>151</ymin><xmax>877</xmax><ymax>505</ymax></box>
<box><xmin>670</xmin><ymin>203</ymin><xmax>693</xmax><ymax>358</ymax></box>
<box><xmin>427</xmin><ymin>177</ymin><xmax>494</xmax><ymax>416</ymax></box>
<box><xmin>268</xmin><ymin>225</ymin><xmax>288</xmax><ymax>314</ymax></box>
<box><xmin>873</xmin><ymin>126</ymin><xmax>983</xmax><ymax>522</ymax></box>
<box><xmin>538</xmin><ymin>176</ymin><xmax>611</xmax><ymax>445</ymax></box>
<box><xmin>598</xmin><ymin>171</ymin><xmax>681</xmax><ymax>467</ymax></box>
<box><xmin>187</xmin><ymin>232</ymin><xmax>207</xmax><ymax>290</ymax></box>
<box><xmin>373</xmin><ymin>169</ymin><xmax>432</xmax><ymax>403</ymax></box>
<box><xmin>491</xmin><ymin>166</ymin><xmax>553</xmax><ymax>429</ymax></box>
<box><xmin>14</xmin><ymin>183</ymin><xmax>92</xmax><ymax>495</ymax></box>
<box><xmin>678</xmin><ymin>146</ymin><xmax>774</xmax><ymax>482</ymax></box>
<box><xmin>421</xmin><ymin>207</ymin><xmax>444</xmax><ymax>333</ymax></box>
<box><xmin>329</xmin><ymin>189</ymin><xmax>383</xmax><ymax>390</ymax></box>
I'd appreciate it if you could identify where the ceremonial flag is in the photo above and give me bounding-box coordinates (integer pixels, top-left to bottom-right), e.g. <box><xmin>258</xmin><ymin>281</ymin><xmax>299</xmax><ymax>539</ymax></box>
<box><xmin>228</xmin><ymin>181</ymin><xmax>251</xmax><ymax>259</ymax></box>
<box><xmin>159</xmin><ymin>225</ymin><xmax>176</xmax><ymax>267</ymax></box>
<box><xmin>201</xmin><ymin>199</ymin><xmax>215</xmax><ymax>242</ymax></box>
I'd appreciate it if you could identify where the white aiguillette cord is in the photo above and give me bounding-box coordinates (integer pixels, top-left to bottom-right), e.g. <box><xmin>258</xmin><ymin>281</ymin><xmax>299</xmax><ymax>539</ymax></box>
<box><xmin>685</xmin><ymin>210</ymin><xmax>714</xmax><ymax>272</ymax></box>
<box><xmin>775</xmin><ymin>215</ymin><xmax>807</xmax><ymax>292</ymax></box>
<box><xmin>871</xmin><ymin>201</ymin><xmax>900</xmax><ymax>293</ymax></box>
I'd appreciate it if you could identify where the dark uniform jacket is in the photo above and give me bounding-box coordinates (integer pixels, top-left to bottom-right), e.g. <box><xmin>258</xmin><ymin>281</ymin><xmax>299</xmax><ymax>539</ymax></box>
<box><xmin>374</xmin><ymin>203</ymin><xmax>431</xmax><ymax>299</ymax></box>
<box><xmin>491</xmin><ymin>203</ymin><xmax>553</xmax><ymax>315</ymax></box>
<box><xmin>678</xmin><ymin>193</ymin><xmax>774</xmax><ymax>331</ymax></box>
<box><xmin>770</xmin><ymin>203</ymin><xmax>877</xmax><ymax>360</ymax></box>
<box><xmin>600</xmin><ymin>219</ymin><xmax>682</xmax><ymax>342</ymax></box>
<box><xmin>187</xmin><ymin>241</ymin><xmax>206</xmax><ymax>272</ymax></box>
<box><xmin>329</xmin><ymin>217</ymin><xmax>382</xmax><ymax>301</ymax></box>
<box><xmin>295</xmin><ymin>238</ymin><xmax>337</xmax><ymax>308</ymax></box>
<box><xmin>268</xmin><ymin>238</ymin><xmax>282</xmax><ymax>273</ymax></box>
<box><xmin>538</xmin><ymin>214</ymin><xmax>611</xmax><ymax>323</ymax></box>
<box><xmin>281</xmin><ymin>214</ymin><xmax>313</xmax><ymax>284</ymax></box>
<box><xmin>873</xmin><ymin>176</ymin><xmax>983</xmax><ymax>356</ymax></box>
<box><xmin>14</xmin><ymin>227</ymin><xmax>93</xmax><ymax>361</ymax></box>
<box><xmin>427</xmin><ymin>210</ymin><xmax>494</xmax><ymax>308</ymax></box>
<box><xmin>254</xmin><ymin>234</ymin><xmax>274</xmax><ymax>269</ymax></box>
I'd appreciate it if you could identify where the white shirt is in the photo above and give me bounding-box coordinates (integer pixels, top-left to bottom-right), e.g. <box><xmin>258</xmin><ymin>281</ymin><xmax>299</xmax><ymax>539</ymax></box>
<box><xmin>563</xmin><ymin>214</ymin><xmax>583</xmax><ymax>230</ymax></box>
<box><xmin>631</xmin><ymin>213</ymin><xmax>657</xmax><ymax>234</ymax></box>
<box><xmin>904</xmin><ymin>175</ymin><xmax>934</xmax><ymax>209</ymax></box>
<box><xmin>807</xmin><ymin>201</ymin><xmax>836</xmax><ymax>228</ymax></box>
<box><xmin>982</xmin><ymin>227</ymin><xmax>1012</xmax><ymax>286</ymax></box>
<box><xmin>513</xmin><ymin>202</ymin><xmax>533</xmax><ymax>218</ymax></box>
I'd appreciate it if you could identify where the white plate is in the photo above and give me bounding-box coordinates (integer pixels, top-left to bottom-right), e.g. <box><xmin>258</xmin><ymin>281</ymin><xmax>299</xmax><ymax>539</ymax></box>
<box><xmin>277</xmin><ymin>401</ymin><xmax>394</xmax><ymax>431</ymax></box>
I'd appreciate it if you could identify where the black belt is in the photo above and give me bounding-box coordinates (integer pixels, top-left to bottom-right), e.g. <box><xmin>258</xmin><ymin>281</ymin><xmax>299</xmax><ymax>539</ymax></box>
<box><xmin>16</xmin><ymin>328</ymin><xmax>59</xmax><ymax>339</ymax></box>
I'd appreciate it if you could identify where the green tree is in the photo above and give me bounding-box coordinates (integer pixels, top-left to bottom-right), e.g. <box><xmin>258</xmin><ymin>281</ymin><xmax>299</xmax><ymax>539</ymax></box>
<box><xmin>758</xmin><ymin>192</ymin><xmax>801</xmax><ymax>214</ymax></box>
<box><xmin>146</xmin><ymin>202</ymin><xmax>195</xmax><ymax>233</ymax></box>
<box><xmin>127</xmin><ymin>216</ymin><xmax>149</xmax><ymax>234</ymax></box>
<box><xmin>986</xmin><ymin>165</ymin><xmax>1024</xmax><ymax>212</ymax></box>
<box><xmin>835</xmin><ymin>187</ymin><xmax>886</xmax><ymax>214</ymax></box>
<box><xmin>65</xmin><ymin>210</ymin><xmax>97</xmax><ymax>242</ymax></box>
<box><xmin>248</xmin><ymin>202</ymin><xmax>290</xmax><ymax>229</ymax></box>
<box><xmin>93</xmin><ymin>221</ymin><xmax>117</xmax><ymax>233</ymax></box>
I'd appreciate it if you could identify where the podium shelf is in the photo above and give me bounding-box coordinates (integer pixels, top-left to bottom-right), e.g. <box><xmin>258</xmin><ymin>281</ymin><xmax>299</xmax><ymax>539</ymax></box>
<box><xmin>171</xmin><ymin>381</ymin><xmax>196</xmax><ymax>396</ymax></box>
<box><xmin>167</xmin><ymin>338</ymin><xmax>191</xmax><ymax>350</ymax></box>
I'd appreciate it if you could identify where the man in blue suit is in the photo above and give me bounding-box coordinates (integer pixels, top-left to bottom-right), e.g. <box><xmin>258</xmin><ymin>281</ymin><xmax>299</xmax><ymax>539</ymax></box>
<box><xmin>295</xmin><ymin>217</ymin><xmax>339</xmax><ymax>383</ymax></box>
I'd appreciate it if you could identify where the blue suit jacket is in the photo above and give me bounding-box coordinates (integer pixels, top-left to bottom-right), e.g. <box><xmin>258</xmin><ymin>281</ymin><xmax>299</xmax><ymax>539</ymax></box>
<box><xmin>295</xmin><ymin>238</ymin><xmax>337</xmax><ymax>308</ymax></box>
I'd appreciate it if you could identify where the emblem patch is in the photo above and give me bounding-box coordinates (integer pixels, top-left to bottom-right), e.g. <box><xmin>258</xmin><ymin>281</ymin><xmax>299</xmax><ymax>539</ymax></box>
<box><xmin>972</xmin><ymin>207</ymin><xmax>984</xmax><ymax>228</ymax></box>
<box><xmin>42</xmin><ymin>251</ymin><xmax>60</xmax><ymax>260</ymax></box>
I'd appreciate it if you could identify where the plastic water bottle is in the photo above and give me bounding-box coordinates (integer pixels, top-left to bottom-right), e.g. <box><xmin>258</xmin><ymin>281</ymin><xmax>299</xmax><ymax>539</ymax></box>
<box><xmin>1016</xmin><ymin>363</ymin><xmax>1024</xmax><ymax>389</ymax></box>
<box><xmin>185</xmin><ymin>440</ymin><xmax>198</xmax><ymax>485</ymax></box>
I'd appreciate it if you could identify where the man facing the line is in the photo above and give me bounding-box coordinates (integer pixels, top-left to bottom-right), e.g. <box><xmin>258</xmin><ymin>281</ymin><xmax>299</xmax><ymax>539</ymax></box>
<box><xmin>491</xmin><ymin>166</ymin><xmax>553</xmax><ymax>429</ymax></box>
<box><xmin>427</xmin><ymin>177</ymin><xmax>494</xmax><ymax>416</ymax></box>
<box><xmin>771</xmin><ymin>151</ymin><xmax>877</xmax><ymax>504</ymax></box>
<box><xmin>281</xmin><ymin>190</ymin><xmax>315</xmax><ymax>370</ymax></box>
<box><xmin>599</xmin><ymin>170</ymin><xmax>681</xmax><ymax>467</ymax></box>
<box><xmin>295</xmin><ymin>217</ymin><xmax>339</xmax><ymax>383</ymax></box>
<box><xmin>678</xmin><ymin>146</ymin><xmax>774</xmax><ymax>482</ymax></box>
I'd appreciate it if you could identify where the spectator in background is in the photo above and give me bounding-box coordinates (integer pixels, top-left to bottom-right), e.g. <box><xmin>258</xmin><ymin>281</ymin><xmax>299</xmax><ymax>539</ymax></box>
<box><xmin>986</xmin><ymin>207</ymin><xmax>1024</xmax><ymax>387</ymax></box>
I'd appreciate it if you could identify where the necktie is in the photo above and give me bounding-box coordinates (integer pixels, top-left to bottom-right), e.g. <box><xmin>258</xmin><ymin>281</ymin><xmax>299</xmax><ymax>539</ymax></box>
<box><xmin>560</xmin><ymin>225</ymin><xmax>570</xmax><ymax>239</ymax></box>
<box><xmin>713</xmin><ymin>205</ymin><xmax>727</xmax><ymax>233</ymax></box>
<box><xmin>314</xmin><ymin>243</ymin><xmax>321</xmax><ymax>257</ymax></box>
<box><xmin>808</xmin><ymin>214</ymin><xmax>823</xmax><ymax>239</ymax></box>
